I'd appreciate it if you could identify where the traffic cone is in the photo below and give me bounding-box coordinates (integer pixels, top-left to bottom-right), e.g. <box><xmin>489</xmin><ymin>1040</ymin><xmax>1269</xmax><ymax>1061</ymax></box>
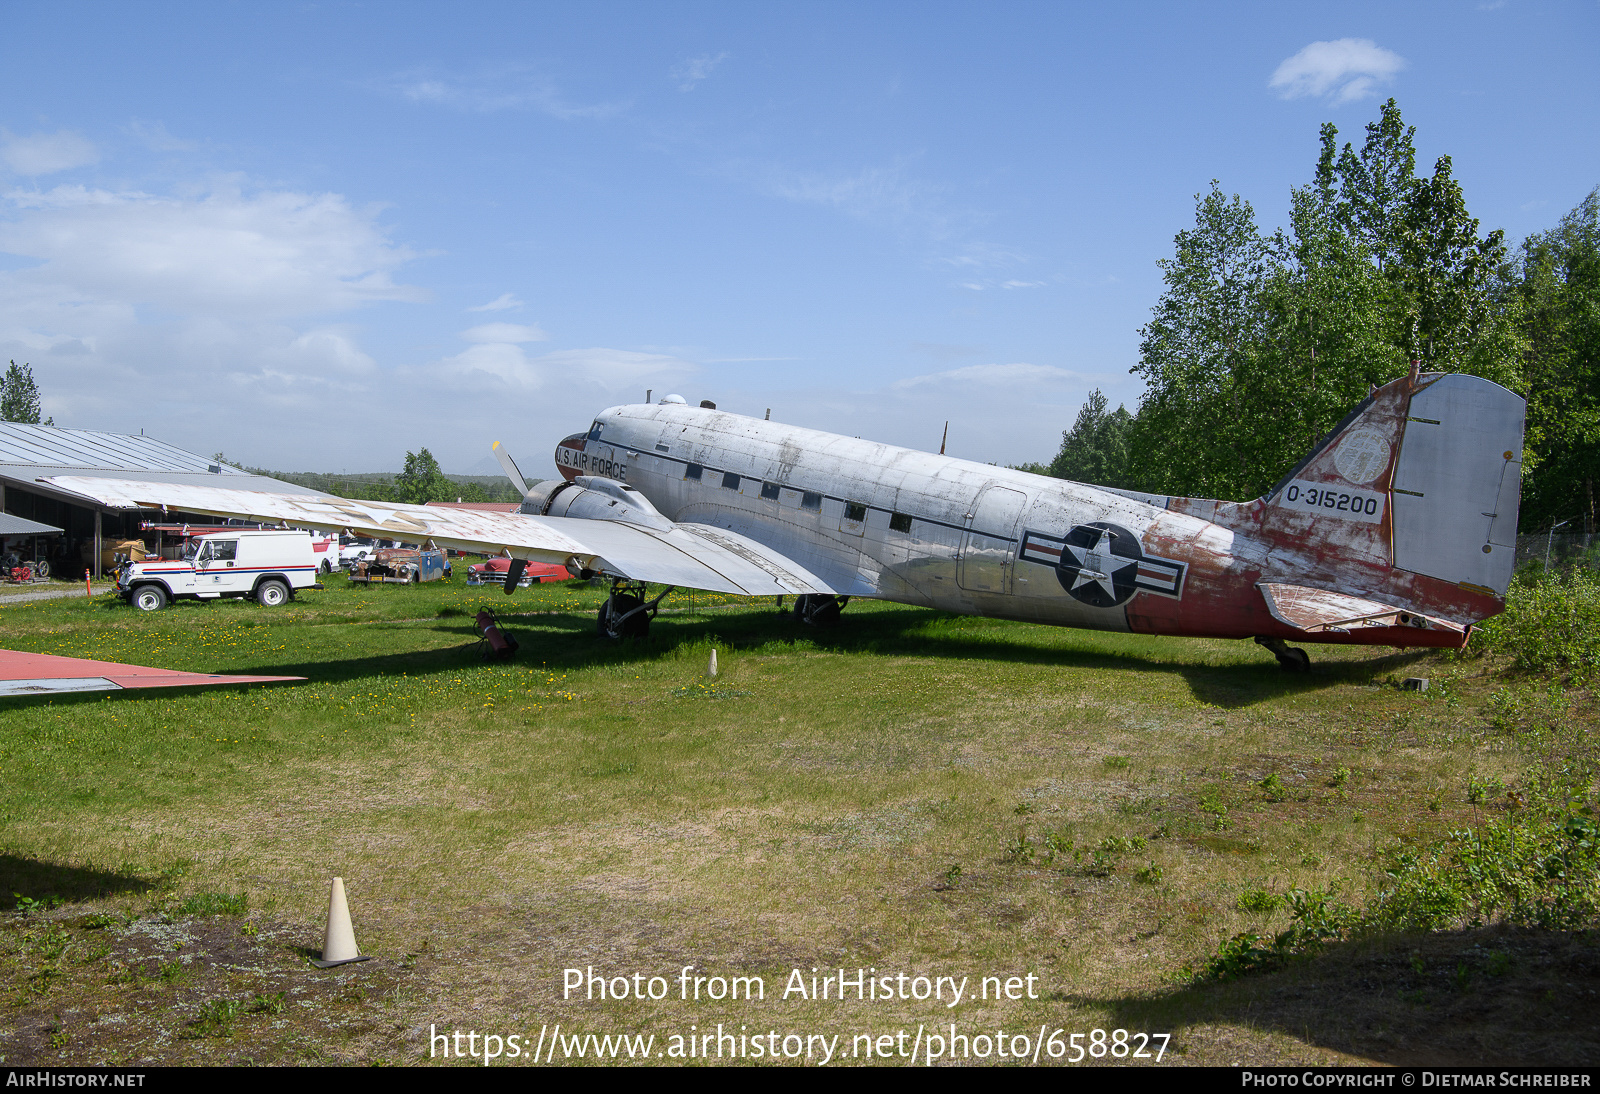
<box><xmin>311</xmin><ymin>877</ymin><xmax>371</xmax><ymax>968</ymax></box>
<box><xmin>707</xmin><ymin>649</ymin><xmax>718</xmax><ymax>678</ymax></box>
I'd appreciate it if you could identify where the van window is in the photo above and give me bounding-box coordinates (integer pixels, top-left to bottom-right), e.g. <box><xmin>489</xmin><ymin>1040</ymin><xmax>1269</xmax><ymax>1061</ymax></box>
<box><xmin>209</xmin><ymin>541</ymin><xmax>238</xmax><ymax>561</ymax></box>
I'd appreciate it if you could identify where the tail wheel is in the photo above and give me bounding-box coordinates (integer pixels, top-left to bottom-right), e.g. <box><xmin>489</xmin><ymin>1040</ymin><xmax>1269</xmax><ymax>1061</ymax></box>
<box><xmin>598</xmin><ymin>593</ymin><xmax>649</xmax><ymax>639</ymax></box>
<box><xmin>1254</xmin><ymin>635</ymin><xmax>1311</xmax><ymax>672</ymax></box>
<box><xmin>133</xmin><ymin>585</ymin><xmax>168</xmax><ymax>612</ymax></box>
<box><xmin>257</xmin><ymin>579</ymin><xmax>290</xmax><ymax>607</ymax></box>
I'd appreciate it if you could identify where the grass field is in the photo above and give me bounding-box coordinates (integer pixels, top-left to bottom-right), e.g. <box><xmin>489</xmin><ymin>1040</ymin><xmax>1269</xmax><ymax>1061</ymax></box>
<box><xmin>0</xmin><ymin>573</ymin><xmax>1595</xmax><ymax>1066</ymax></box>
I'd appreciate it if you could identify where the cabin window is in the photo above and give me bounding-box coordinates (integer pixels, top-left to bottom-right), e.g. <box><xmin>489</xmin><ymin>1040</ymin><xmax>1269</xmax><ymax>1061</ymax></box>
<box><xmin>890</xmin><ymin>512</ymin><xmax>913</xmax><ymax>533</ymax></box>
<box><xmin>684</xmin><ymin>463</ymin><xmax>703</xmax><ymax>480</ymax></box>
<box><xmin>844</xmin><ymin>503</ymin><xmax>867</xmax><ymax>523</ymax></box>
<box><xmin>801</xmin><ymin>491</ymin><xmax>823</xmax><ymax>510</ymax></box>
<box><xmin>721</xmin><ymin>472</ymin><xmax>740</xmax><ymax>490</ymax></box>
<box><xmin>760</xmin><ymin>482</ymin><xmax>780</xmax><ymax>501</ymax></box>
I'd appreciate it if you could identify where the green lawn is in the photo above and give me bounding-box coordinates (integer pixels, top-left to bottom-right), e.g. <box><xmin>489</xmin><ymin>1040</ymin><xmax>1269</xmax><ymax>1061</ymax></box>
<box><xmin>0</xmin><ymin>574</ymin><xmax>1593</xmax><ymax>1066</ymax></box>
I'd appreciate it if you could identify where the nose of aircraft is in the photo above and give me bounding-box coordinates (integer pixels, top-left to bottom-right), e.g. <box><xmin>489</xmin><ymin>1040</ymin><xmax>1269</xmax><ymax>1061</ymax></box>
<box><xmin>554</xmin><ymin>431</ymin><xmax>588</xmax><ymax>482</ymax></box>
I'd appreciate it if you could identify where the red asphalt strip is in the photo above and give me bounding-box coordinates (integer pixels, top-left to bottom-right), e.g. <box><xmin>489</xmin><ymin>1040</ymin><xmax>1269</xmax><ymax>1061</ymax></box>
<box><xmin>0</xmin><ymin>648</ymin><xmax>304</xmax><ymax>691</ymax></box>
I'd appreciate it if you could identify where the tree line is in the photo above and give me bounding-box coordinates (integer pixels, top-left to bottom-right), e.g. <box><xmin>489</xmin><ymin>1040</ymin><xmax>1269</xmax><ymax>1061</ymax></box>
<box><xmin>1023</xmin><ymin>100</ymin><xmax>1597</xmax><ymax>535</ymax></box>
<box><xmin>219</xmin><ymin>449</ymin><xmax>527</xmax><ymax>505</ymax></box>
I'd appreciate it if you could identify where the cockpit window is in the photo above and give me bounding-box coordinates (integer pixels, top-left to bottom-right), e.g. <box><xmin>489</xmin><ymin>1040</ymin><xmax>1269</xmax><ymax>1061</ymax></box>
<box><xmin>586</xmin><ymin>420</ymin><xmax>604</xmax><ymax>441</ymax></box>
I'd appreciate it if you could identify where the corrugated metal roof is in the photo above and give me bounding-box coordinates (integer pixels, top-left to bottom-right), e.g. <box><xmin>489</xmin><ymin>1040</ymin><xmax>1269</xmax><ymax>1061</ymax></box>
<box><xmin>4</xmin><ymin>467</ymin><xmax>328</xmax><ymax>507</ymax></box>
<box><xmin>0</xmin><ymin>422</ymin><xmax>250</xmax><ymax>474</ymax></box>
<box><xmin>0</xmin><ymin>513</ymin><xmax>64</xmax><ymax>536</ymax></box>
<box><xmin>0</xmin><ymin>424</ymin><xmax>328</xmax><ymax>508</ymax></box>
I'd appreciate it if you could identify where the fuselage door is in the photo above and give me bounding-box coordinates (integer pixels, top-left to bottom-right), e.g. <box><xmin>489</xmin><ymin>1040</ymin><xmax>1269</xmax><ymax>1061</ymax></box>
<box><xmin>957</xmin><ymin>486</ymin><xmax>1026</xmax><ymax>593</ymax></box>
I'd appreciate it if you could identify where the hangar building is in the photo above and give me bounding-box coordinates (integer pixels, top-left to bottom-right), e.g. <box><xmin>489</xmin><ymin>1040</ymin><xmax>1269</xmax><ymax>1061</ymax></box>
<box><xmin>0</xmin><ymin>423</ymin><xmax>324</xmax><ymax>577</ymax></box>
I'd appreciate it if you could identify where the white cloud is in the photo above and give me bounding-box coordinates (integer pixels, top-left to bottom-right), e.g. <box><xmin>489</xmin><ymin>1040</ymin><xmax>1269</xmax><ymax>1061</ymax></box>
<box><xmin>707</xmin><ymin>361</ymin><xmax>1127</xmax><ymax>468</ymax></box>
<box><xmin>1</xmin><ymin>130</ymin><xmax>98</xmax><ymax>175</ymax></box>
<box><xmin>440</xmin><ymin>345</ymin><xmax>695</xmax><ymax>394</ymax></box>
<box><xmin>469</xmin><ymin>292</ymin><xmax>523</xmax><ymax>312</ymax></box>
<box><xmin>1269</xmin><ymin>39</ymin><xmax>1405</xmax><ymax>104</ymax></box>
<box><xmin>0</xmin><ymin>183</ymin><xmax>422</xmax><ymax>319</ymax></box>
<box><xmin>123</xmin><ymin>120</ymin><xmax>194</xmax><ymax>152</ymax></box>
<box><xmin>376</xmin><ymin>66</ymin><xmax>625</xmax><ymax>119</ymax></box>
<box><xmin>460</xmin><ymin>322</ymin><xmax>548</xmax><ymax>344</ymax></box>
<box><xmin>890</xmin><ymin>362</ymin><xmax>1088</xmax><ymax>392</ymax></box>
<box><xmin>671</xmin><ymin>52</ymin><xmax>729</xmax><ymax>91</ymax></box>
<box><xmin>771</xmin><ymin>163</ymin><xmax>931</xmax><ymax>222</ymax></box>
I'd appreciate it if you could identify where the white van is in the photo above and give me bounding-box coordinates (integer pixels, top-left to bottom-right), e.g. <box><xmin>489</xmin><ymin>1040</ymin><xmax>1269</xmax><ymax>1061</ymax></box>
<box><xmin>117</xmin><ymin>530</ymin><xmax>324</xmax><ymax>611</ymax></box>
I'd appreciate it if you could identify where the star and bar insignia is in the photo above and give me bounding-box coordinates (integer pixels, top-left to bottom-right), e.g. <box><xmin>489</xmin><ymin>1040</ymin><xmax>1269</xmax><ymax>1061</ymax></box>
<box><xmin>1019</xmin><ymin>522</ymin><xmax>1187</xmax><ymax>608</ymax></box>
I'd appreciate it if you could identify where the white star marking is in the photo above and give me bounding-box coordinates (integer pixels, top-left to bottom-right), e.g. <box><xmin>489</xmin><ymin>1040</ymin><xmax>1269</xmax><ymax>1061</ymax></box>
<box><xmin>1065</xmin><ymin>529</ymin><xmax>1137</xmax><ymax>600</ymax></box>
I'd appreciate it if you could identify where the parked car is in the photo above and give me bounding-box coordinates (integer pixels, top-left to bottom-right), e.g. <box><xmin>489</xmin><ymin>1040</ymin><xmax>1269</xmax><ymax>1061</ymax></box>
<box><xmin>117</xmin><ymin>531</ymin><xmax>324</xmax><ymax>611</ymax></box>
<box><xmin>465</xmin><ymin>556</ymin><xmax>569</xmax><ymax>587</ymax></box>
<box><xmin>338</xmin><ymin>536</ymin><xmax>377</xmax><ymax>568</ymax></box>
<box><xmin>348</xmin><ymin>547</ymin><xmax>451</xmax><ymax>585</ymax></box>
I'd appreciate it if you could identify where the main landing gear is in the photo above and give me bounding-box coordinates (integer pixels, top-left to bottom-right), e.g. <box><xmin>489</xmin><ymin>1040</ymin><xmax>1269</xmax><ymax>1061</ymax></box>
<box><xmin>598</xmin><ymin>580</ymin><xmax>672</xmax><ymax>639</ymax></box>
<box><xmin>1254</xmin><ymin>635</ymin><xmax>1311</xmax><ymax>672</ymax></box>
<box><xmin>793</xmin><ymin>593</ymin><xmax>849</xmax><ymax>627</ymax></box>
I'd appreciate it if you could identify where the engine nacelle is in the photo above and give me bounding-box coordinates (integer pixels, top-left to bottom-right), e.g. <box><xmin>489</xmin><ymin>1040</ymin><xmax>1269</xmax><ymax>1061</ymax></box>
<box><xmin>520</xmin><ymin>476</ymin><xmax>673</xmax><ymax>532</ymax></box>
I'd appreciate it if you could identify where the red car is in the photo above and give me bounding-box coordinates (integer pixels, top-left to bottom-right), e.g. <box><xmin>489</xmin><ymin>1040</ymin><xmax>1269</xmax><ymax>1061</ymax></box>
<box><xmin>466</xmin><ymin>556</ymin><xmax>568</xmax><ymax>587</ymax></box>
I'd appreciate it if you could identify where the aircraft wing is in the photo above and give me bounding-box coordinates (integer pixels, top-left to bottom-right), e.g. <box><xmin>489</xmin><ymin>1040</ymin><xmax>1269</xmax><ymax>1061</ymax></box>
<box><xmin>43</xmin><ymin>476</ymin><xmax>838</xmax><ymax>598</ymax></box>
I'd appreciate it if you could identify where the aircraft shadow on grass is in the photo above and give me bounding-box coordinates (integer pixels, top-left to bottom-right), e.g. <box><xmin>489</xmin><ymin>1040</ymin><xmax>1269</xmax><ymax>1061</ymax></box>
<box><xmin>18</xmin><ymin>601</ymin><xmax>1435</xmax><ymax>711</ymax></box>
<box><xmin>0</xmin><ymin>854</ymin><xmax>152</xmax><ymax>911</ymax></box>
<box><xmin>1069</xmin><ymin>925</ymin><xmax>1600</xmax><ymax>1066</ymax></box>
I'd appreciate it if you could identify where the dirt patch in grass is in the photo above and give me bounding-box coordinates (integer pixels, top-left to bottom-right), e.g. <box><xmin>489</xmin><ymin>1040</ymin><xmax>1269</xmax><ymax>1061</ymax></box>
<box><xmin>0</xmin><ymin>906</ymin><xmax>429</xmax><ymax>1065</ymax></box>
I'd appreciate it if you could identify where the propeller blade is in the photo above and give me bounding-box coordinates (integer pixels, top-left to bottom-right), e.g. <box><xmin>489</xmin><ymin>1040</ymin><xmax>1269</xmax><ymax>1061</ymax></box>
<box><xmin>492</xmin><ymin>440</ymin><xmax>530</xmax><ymax>496</ymax></box>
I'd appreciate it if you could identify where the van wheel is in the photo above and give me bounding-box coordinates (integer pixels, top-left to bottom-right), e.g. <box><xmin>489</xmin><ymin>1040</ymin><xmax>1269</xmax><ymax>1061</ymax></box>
<box><xmin>320</xmin><ymin>559</ymin><xmax>331</xmax><ymax>574</ymax></box>
<box><xmin>132</xmin><ymin>585</ymin><xmax>168</xmax><ymax>612</ymax></box>
<box><xmin>257</xmin><ymin>579</ymin><xmax>290</xmax><ymax>607</ymax></box>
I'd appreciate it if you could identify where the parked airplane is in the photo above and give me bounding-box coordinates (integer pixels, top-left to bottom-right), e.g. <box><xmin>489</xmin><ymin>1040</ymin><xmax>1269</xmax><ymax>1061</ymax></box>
<box><xmin>49</xmin><ymin>366</ymin><xmax>1523</xmax><ymax>670</ymax></box>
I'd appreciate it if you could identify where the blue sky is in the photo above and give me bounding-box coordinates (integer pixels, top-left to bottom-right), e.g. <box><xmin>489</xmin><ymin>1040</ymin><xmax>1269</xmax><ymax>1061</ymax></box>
<box><xmin>2</xmin><ymin>1</ymin><xmax>1596</xmax><ymax>475</ymax></box>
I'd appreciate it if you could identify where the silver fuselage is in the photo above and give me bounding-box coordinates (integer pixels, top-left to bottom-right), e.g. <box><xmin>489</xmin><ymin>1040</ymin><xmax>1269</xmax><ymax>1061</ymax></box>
<box><xmin>563</xmin><ymin>402</ymin><xmax>1264</xmax><ymax>634</ymax></box>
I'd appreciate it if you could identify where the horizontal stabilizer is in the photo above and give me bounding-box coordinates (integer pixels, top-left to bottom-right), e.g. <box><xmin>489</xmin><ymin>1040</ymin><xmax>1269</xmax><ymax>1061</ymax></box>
<box><xmin>1258</xmin><ymin>582</ymin><xmax>1466</xmax><ymax>648</ymax></box>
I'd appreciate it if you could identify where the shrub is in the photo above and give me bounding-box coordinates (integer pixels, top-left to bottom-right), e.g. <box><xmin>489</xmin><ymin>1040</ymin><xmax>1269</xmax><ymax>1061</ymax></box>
<box><xmin>1470</xmin><ymin>568</ymin><xmax>1600</xmax><ymax>680</ymax></box>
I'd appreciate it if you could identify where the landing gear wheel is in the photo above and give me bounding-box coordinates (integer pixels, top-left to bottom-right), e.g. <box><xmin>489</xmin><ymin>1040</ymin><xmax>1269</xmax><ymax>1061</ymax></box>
<box><xmin>133</xmin><ymin>585</ymin><xmax>167</xmax><ymax>612</ymax></box>
<box><xmin>1254</xmin><ymin>635</ymin><xmax>1310</xmax><ymax>672</ymax></box>
<box><xmin>794</xmin><ymin>594</ymin><xmax>846</xmax><ymax>627</ymax></box>
<box><xmin>598</xmin><ymin>593</ymin><xmax>649</xmax><ymax>639</ymax></box>
<box><xmin>257</xmin><ymin>579</ymin><xmax>290</xmax><ymax>607</ymax></box>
